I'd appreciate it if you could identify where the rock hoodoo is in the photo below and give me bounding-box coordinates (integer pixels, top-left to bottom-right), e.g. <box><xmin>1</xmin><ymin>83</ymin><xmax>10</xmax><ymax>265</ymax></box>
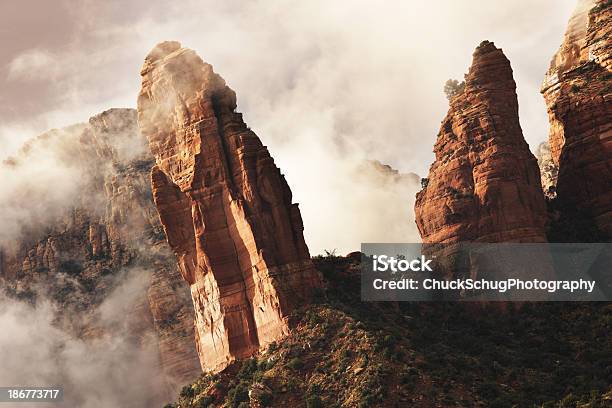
<box><xmin>137</xmin><ymin>42</ymin><xmax>322</xmax><ymax>371</ymax></box>
<box><xmin>415</xmin><ymin>41</ymin><xmax>548</xmax><ymax>244</ymax></box>
<box><xmin>541</xmin><ymin>0</ymin><xmax>612</xmax><ymax>238</ymax></box>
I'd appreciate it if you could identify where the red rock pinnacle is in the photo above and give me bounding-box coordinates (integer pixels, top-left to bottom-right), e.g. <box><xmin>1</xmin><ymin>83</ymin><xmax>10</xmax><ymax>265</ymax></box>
<box><xmin>137</xmin><ymin>42</ymin><xmax>322</xmax><ymax>371</ymax></box>
<box><xmin>415</xmin><ymin>41</ymin><xmax>548</xmax><ymax>244</ymax></box>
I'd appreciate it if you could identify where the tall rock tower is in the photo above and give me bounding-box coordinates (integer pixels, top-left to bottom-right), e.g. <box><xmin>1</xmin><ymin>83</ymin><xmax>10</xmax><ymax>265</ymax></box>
<box><xmin>541</xmin><ymin>0</ymin><xmax>611</xmax><ymax>238</ymax></box>
<box><xmin>137</xmin><ymin>42</ymin><xmax>322</xmax><ymax>371</ymax></box>
<box><xmin>415</xmin><ymin>41</ymin><xmax>548</xmax><ymax>244</ymax></box>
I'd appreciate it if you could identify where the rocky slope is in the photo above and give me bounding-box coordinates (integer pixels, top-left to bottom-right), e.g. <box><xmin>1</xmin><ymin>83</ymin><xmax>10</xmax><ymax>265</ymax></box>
<box><xmin>541</xmin><ymin>0</ymin><xmax>612</xmax><ymax>238</ymax></box>
<box><xmin>415</xmin><ymin>41</ymin><xmax>547</xmax><ymax>244</ymax></box>
<box><xmin>166</xmin><ymin>254</ymin><xmax>612</xmax><ymax>408</ymax></box>
<box><xmin>0</xmin><ymin>109</ymin><xmax>200</xmax><ymax>398</ymax></box>
<box><xmin>137</xmin><ymin>42</ymin><xmax>322</xmax><ymax>372</ymax></box>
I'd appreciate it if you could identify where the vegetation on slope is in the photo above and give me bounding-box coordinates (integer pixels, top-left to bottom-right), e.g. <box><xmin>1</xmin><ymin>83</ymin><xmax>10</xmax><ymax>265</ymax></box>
<box><xmin>166</xmin><ymin>254</ymin><xmax>611</xmax><ymax>408</ymax></box>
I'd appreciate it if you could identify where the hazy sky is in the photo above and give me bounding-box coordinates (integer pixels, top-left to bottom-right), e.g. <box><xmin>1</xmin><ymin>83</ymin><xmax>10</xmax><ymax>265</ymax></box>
<box><xmin>0</xmin><ymin>0</ymin><xmax>578</xmax><ymax>253</ymax></box>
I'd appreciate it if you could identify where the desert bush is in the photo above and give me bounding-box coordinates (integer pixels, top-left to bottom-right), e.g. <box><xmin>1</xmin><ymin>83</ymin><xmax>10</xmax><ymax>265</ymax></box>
<box><xmin>60</xmin><ymin>259</ymin><xmax>82</xmax><ymax>275</ymax></box>
<box><xmin>287</xmin><ymin>357</ymin><xmax>304</xmax><ymax>370</ymax></box>
<box><xmin>226</xmin><ymin>382</ymin><xmax>249</xmax><ymax>407</ymax></box>
<box><xmin>444</xmin><ymin>79</ymin><xmax>465</xmax><ymax>100</ymax></box>
<box><xmin>180</xmin><ymin>385</ymin><xmax>195</xmax><ymax>399</ymax></box>
<box><xmin>306</xmin><ymin>394</ymin><xmax>323</xmax><ymax>408</ymax></box>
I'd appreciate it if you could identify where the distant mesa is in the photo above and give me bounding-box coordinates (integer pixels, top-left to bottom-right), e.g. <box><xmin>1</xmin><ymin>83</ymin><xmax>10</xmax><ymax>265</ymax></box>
<box><xmin>360</xmin><ymin>159</ymin><xmax>420</xmax><ymax>186</ymax></box>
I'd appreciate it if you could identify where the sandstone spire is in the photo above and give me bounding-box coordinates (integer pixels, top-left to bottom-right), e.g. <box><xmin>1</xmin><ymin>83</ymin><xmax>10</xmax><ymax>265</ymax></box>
<box><xmin>541</xmin><ymin>0</ymin><xmax>611</xmax><ymax>238</ymax></box>
<box><xmin>415</xmin><ymin>41</ymin><xmax>548</xmax><ymax>243</ymax></box>
<box><xmin>137</xmin><ymin>42</ymin><xmax>322</xmax><ymax>371</ymax></box>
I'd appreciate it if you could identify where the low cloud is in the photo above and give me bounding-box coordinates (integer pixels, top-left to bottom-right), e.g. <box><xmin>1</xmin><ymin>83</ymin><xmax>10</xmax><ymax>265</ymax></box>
<box><xmin>0</xmin><ymin>1</ymin><xmax>578</xmax><ymax>252</ymax></box>
<box><xmin>0</xmin><ymin>108</ymin><xmax>144</xmax><ymax>248</ymax></box>
<box><xmin>8</xmin><ymin>49</ymin><xmax>59</xmax><ymax>81</ymax></box>
<box><xmin>0</xmin><ymin>267</ymin><xmax>170</xmax><ymax>408</ymax></box>
<box><xmin>0</xmin><ymin>126</ymin><xmax>90</xmax><ymax>246</ymax></box>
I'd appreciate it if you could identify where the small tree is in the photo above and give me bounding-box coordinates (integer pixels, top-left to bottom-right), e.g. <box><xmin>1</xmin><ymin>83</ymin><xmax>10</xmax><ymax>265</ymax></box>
<box><xmin>444</xmin><ymin>79</ymin><xmax>465</xmax><ymax>100</ymax></box>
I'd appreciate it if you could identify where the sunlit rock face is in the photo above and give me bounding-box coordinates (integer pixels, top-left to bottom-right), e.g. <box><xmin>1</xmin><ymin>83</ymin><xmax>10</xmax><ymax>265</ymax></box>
<box><xmin>542</xmin><ymin>0</ymin><xmax>612</xmax><ymax>238</ymax></box>
<box><xmin>138</xmin><ymin>42</ymin><xmax>322</xmax><ymax>372</ymax></box>
<box><xmin>0</xmin><ymin>108</ymin><xmax>201</xmax><ymax>399</ymax></box>
<box><xmin>415</xmin><ymin>41</ymin><xmax>548</xmax><ymax>244</ymax></box>
<box><xmin>536</xmin><ymin>142</ymin><xmax>559</xmax><ymax>199</ymax></box>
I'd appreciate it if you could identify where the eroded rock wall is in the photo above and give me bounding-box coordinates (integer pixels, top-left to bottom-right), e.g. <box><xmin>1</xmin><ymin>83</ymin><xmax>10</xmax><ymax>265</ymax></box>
<box><xmin>541</xmin><ymin>0</ymin><xmax>612</xmax><ymax>238</ymax></box>
<box><xmin>138</xmin><ymin>42</ymin><xmax>322</xmax><ymax>372</ymax></box>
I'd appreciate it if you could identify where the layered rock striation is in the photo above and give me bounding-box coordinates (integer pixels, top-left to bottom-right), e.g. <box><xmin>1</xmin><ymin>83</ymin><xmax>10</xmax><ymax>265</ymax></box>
<box><xmin>415</xmin><ymin>41</ymin><xmax>548</xmax><ymax>244</ymax></box>
<box><xmin>541</xmin><ymin>0</ymin><xmax>612</xmax><ymax>238</ymax></box>
<box><xmin>137</xmin><ymin>42</ymin><xmax>322</xmax><ymax>371</ymax></box>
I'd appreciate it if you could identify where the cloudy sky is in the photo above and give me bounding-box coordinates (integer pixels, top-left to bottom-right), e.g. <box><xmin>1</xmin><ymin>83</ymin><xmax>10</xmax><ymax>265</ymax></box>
<box><xmin>0</xmin><ymin>0</ymin><xmax>578</xmax><ymax>253</ymax></box>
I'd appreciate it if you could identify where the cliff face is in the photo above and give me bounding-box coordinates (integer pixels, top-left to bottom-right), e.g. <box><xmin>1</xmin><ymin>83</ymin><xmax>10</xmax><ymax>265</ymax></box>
<box><xmin>0</xmin><ymin>109</ymin><xmax>200</xmax><ymax>396</ymax></box>
<box><xmin>542</xmin><ymin>0</ymin><xmax>612</xmax><ymax>237</ymax></box>
<box><xmin>137</xmin><ymin>42</ymin><xmax>322</xmax><ymax>372</ymax></box>
<box><xmin>415</xmin><ymin>41</ymin><xmax>548</xmax><ymax>244</ymax></box>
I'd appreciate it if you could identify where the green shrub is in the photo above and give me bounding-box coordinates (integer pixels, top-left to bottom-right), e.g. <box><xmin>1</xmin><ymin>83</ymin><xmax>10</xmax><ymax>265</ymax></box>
<box><xmin>287</xmin><ymin>357</ymin><xmax>304</xmax><ymax>370</ymax></box>
<box><xmin>359</xmin><ymin>392</ymin><xmax>377</xmax><ymax>407</ymax></box>
<box><xmin>400</xmin><ymin>366</ymin><xmax>419</xmax><ymax>385</ymax></box>
<box><xmin>286</xmin><ymin>378</ymin><xmax>299</xmax><ymax>392</ymax></box>
<box><xmin>52</xmin><ymin>285</ymin><xmax>74</xmax><ymax>303</ymax></box>
<box><xmin>258</xmin><ymin>358</ymin><xmax>276</xmax><ymax>372</ymax></box>
<box><xmin>237</xmin><ymin>358</ymin><xmax>258</xmax><ymax>380</ymax></box>
<box><xmin>591</xmin><ymin>0</ymin><xmax>611</xmax><ymax>14</ymax></box>
<box><xmin>227</xmin><ymin>382</ymin><xmax>249</xmax><ymax>407</ymax></box>
<box><xmin>196</xmin><ymin>395</ymin><xmax>214</xmax><ymax>408</ymax></box>
<box><xmin>477</xmin><ymin>381</ymin><xmax>500</xmax><ymax>400</ymax></box>
<box><xmin>307</xmin><ymin>311</ymin><xmax>323</xmax><ymax>325</ymax></box>
<box><xmin>16</xmin><ymin>289</ymin><xmax>37</xmax><ymax>304</ymax></box>
<box><xmin>444</xmin><ymin>79</ymin><xmax>465</xmax><ymax>100</ymax></box>
<box><xmin>306</xmin><ymin>394</ymin><xmax>323</xmax><ymax>408</ymax></box>
<box><xmin>60</xmin><ymin>259</ymin><xmax>83</xmax><ymax>275</ymax></box>
<box><xmin>558</xmin><ymin>393</ymin><xmax>578</xmax><ymax>408</ymax></box>
<box><xmin>488</xmin><ymin>397</ymin><xmax>513</xmax><ymax>408</ymax></box>
<box><xmin>259</xmin><ymin>391</ymin><xmax>273</xmax><ymax>407</ymax></box>
<box><xmin>180</xmin><ymin>385</ymin><xmax>195</xmax><ymax>399</ymax></box>
<box><xmin>80</xmin><ymin>278</ymin><xmax>96</xmax><ymax>292</ymax></box>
